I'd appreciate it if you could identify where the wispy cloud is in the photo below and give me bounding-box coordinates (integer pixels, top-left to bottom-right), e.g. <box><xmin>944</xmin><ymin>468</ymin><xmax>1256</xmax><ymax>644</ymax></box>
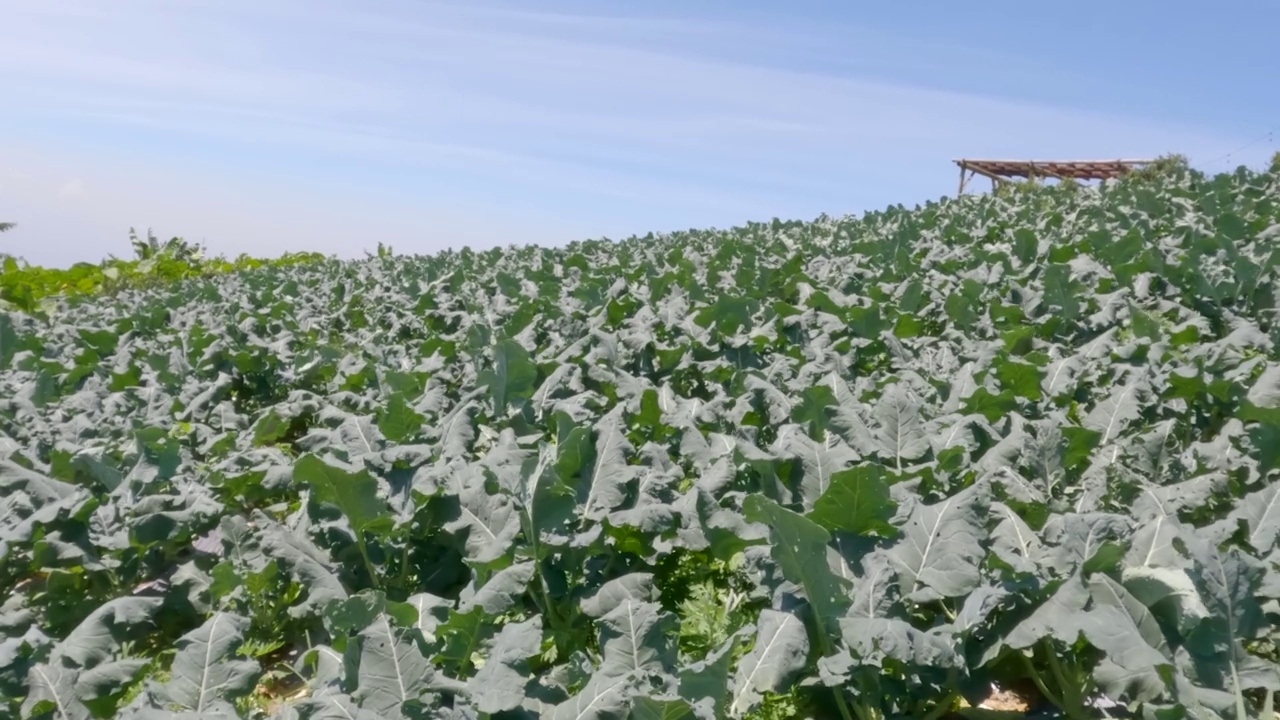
<box><xmin>57</xmin><ymin>179</ymin><xmax>85</xmax><ymax>199</ymax></box>
<box><xmin>0</xmin><ymin>0</ymin><xmax>1269</xmax><ymax>265</ymax></box>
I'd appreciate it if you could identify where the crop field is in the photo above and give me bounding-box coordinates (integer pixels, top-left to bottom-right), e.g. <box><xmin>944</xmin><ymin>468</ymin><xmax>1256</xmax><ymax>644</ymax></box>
<box><xmin>2</xmin><ymin>163</ymin><xmax>1280</xmax><ymax>720</ymax></box>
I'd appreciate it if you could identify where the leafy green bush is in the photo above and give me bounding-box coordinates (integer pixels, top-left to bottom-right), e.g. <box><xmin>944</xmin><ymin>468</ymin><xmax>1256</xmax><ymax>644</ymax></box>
<box><xmin>993</xmin><ymin>176</ymin><xmax>1041</xmax><ymax>198</ymax></box>
<box><xmin>1129</xmin><ymin>152</ymin><xmax>1191</xmax><ymax>182</ymax></box>
<box><xmin>0</xmin><ymin>229</ymin><xmax>326</xmax><ymax>314</ymax></box>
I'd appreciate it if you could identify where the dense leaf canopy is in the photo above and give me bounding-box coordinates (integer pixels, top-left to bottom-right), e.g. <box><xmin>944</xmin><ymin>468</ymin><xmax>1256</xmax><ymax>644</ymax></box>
<box><xmin>2</xmin><ymin>164</ymin><xmax>1279</xmax><ymax>719</ymax></box>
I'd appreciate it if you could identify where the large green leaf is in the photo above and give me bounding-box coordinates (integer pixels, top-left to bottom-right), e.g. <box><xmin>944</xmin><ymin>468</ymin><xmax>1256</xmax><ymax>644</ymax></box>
<box><xmin>678</xmin><ymin>630</ymin><xmax>744</xmax><ymax>720</ymax></box>
<box><xmin>550</xmin><ymin>672</ymin><xmax>635</xmax><ymax>720</ymax></box>
<box><xmin>468</xmin><ymin>617</ymin><xmax>541</xmax><ymax>714</ymax></box>
<box><xmin>1182</xmin><ymin>536</ymin><xmax>1276</xmax><ymax>705</ymax></box>
<box><xmin>480</xmin><ymin>339</ymin><xmax>538</xmax><ymax>416</ymax></box>
<box><xmin>888</xmin><ymin>482</ymin><xmax>989</xmax><ymax>602</ymax></box>
<box><xmin>775</xmin><ymin>429</ymin><xmax>859</xmax><ymax>511</ymax></box>
<box><xmin>873</xmin><ymin>384</ymin><xmax>929</xmax><ymax>470</ymax></box>
<box><xmin>580</xmin><ymin>573</ymin><xmax>655</xmax><ymax>619</ymax></box>
<box><xmin>22</xmin><ymin>662</ymin><xmax>88</xmax><ymax>720</ymax></box>
<box><xmin>1084</xmin><ymin>574</ymin><xmax>1174</xmax><ymax>703</ymax></box>
<box><xmin>57</xmin><ymin>597</ymin><xmax>163</xmax><ymax>669</ymax></box>
<box><xmin>376</xmin><ymin>392</ymin><xmax>424</xmax><ymax>443</ymax></box>
<box><xmin>354</xmin><ymin>614</ymin><xmax>435</xmax><ymax>719</ymax></box>
<box><xmin>1082</xmin><ymin>374</ymin><xmax>1150</xmax><ymax>446</ymax></box>
<box><xmin>727</xmin><ymin>610</ymin><xmax>808</xmax><ymax>718</ymax></box>
<box><xmin>743</xmin><ymin>496</ymin><xmax>851</xmax><ymax>636</ymax></box>
<box><xmin>294</xmin><ymin>455</ymin><xmax>393</xmax><ymax>539</ymax></box>
<box><xmin>581</xmin><ymin>408</ymin><xmax>638</xmax><ymax>520</ymax></box>
<box><xmin>442</xmin><ymin>482</ymin><xmax>521</xmax><ymax>565</ymax></box>
<box><xmin>1227</xmin><ymin>483</ymin><xmax>1280</xmax><ymax>554</ymax></box>
<box><xmin>987</xmin><ymin>573</ymin><xmax>1090</xmax><ymax>665</ymax></box>
<box><xmin>161</xmin><ymin>613</ymin><xmax>259</xmax><ymax>714</ymax></box>
<box><xmin>597</xmin><ymin>600</ymin><xmax>677</xmax><ymax>680</ymax></box>
<box><xmin>806</xmin><ymin>464</ymin><xmax>896</xmax><ymax>537</ymax></box>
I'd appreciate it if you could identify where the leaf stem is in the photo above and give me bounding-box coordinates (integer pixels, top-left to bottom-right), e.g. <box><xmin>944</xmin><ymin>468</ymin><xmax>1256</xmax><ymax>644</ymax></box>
<box><xmin>536</xmin><ymin>575</ymin><xmax>562</xmax><ymax>629</ymax></box>
<box><xmin>1042</xmin><ymin>641</ymin><xmax>1085</xmax><ymax>719</ymax></box>
<box><xmin>847</xmin><ymin>700</ymin><xmax>871</xmax><ymax>720</ymax></box>
<box><xmin>938</xmin><ymin>600</ymin><xmax>957</xmax><ymax>623</ymax></box>
<box><xmin>1232</xmin><ymin>661</ymin><xmax>1247</xmax><ymax>720</ymax></box>
<box><xmin>920</xmin><ymin>690</ymin><xmax>959</xmax><ymax>720</ymax></box>
<box><xmin>813</xmin><ymin>630</ymin><xmax>854</xmax><ymax>720</ymax></box>
<box><xmin>1018</xmin><ymin>651</ymin><xmax>1066</xmax><ymax>711</ymax></box>
<box><xmin>396</xmin><ymin>542</ymin><xmax>412</xmax><ymax>590</ymax></box>
<box><xmin>831</xmin><ymin>690</ymin><xmax>857</xmax><ymax>720</ymax></box>
<box><xmin>526</xmin><ymin>554</ymin><xmax>563</xmax><ymax>633</ymax></box>
<box><xmin>355</xmin><ymin>535</ymin><xmax>380</xmax><ymax>590</ymax></box>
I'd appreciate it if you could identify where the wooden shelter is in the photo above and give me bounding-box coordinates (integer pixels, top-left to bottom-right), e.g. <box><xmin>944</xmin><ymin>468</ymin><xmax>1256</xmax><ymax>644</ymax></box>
<box><xmin>954</xmin><ymin>159</ymin><xmax>1156</xmax><ymax>194</ymax></box>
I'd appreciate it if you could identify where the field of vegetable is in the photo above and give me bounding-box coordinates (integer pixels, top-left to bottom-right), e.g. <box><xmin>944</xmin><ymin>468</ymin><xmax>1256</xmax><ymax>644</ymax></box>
<box><xmin>2</xmin><ymin>162</ymin><xmax>1280</xmax><ymax>720</ymax></box>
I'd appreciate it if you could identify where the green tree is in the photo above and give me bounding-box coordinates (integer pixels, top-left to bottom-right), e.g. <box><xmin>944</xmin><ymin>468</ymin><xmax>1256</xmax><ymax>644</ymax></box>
<box><xmin>0</xmin><ymin>222</ymin><xmax>14</xmax><ymax>233</ymax></box>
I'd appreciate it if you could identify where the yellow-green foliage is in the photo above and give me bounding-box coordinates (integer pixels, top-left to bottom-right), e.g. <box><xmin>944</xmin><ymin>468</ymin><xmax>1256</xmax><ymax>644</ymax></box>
<box><xmin>1129</xmin><ymin>153</ymin><xmax>1190</xmax><ymax>182</ymax></box>
<box><xmin>0</xmin><ymin>229</ymin><xmax>326</xmax><ymax>314</ymax></box>
<box><xmin>993</xmin><ymin>176</ymin><xmax>1041</xmax><ymax>198</ymax></box>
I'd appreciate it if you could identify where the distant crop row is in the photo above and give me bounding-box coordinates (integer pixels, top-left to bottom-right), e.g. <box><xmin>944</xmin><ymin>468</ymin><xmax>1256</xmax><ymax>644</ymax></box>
<box><xmin>0</xmin><ymin>229</ymin><xmax>324</xmax><ymax>314</ymax></box>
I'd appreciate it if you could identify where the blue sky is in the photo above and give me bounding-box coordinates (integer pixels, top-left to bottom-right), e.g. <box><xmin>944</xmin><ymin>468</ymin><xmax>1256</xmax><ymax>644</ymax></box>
<box><xmin>1</xmin><ymin>0</ymin><xmax>1277</xmax><ymax>266</ymax></box>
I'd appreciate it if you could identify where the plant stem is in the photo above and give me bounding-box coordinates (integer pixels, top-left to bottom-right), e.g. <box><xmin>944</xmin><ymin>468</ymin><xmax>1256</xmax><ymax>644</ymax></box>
<box><xmin>812</xmin><ymin>629</ymin><xmax>853</xmax><ymax>720</ymax></box>
<box><xmin>529</xmin><ymin>557</ymin><xmax>563</xmax><ymax>632</ymax></box>
<box><xmin>537</xmin><ymin>577</ymin><xmax>561</xmax><ymax>627</ymax></box>
<box><xmin>355</xmin><ymin>536</ymin><xmax>380</xmax><ymax>590</ymax></box>
<box><xmin>938</xmin><ymin>600</ymin><xmax>957</xmax><ymax>622</ymax></box>
<box><xmin>831</xmin><ymin>690</ymin><xmax>856</xmax><ymax>720</ymax></box>
<box><xmin>396</xmin><ymin>542</ymin><xmax>412</xmax><ymax>590</ymax></box>
<box><xmin>920</xmin><ymin>690</ymin><xmax>960</xmax><ymax>720</ymax></box>
<box><xmin>1232</xmin><ymin>662</ymin><xmax>1247</xmax><ymax>720</ymax></box>
<box><xmin>1019</xmin><ymin>651</ymin><xmax>1066</xmax><ymax>711</ymax></box>
<box><xmin>1042</xmin><ymin>642</ymin><xmax>1082</xmax><ymax>717</ymax></box>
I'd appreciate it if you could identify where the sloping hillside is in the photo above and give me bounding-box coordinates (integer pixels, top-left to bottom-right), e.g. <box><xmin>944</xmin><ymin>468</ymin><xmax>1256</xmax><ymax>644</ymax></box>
<box><xmin>3</xmin><ymin>162</ymin><xmax>1279</xmax><ymax>719</ymax></box>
